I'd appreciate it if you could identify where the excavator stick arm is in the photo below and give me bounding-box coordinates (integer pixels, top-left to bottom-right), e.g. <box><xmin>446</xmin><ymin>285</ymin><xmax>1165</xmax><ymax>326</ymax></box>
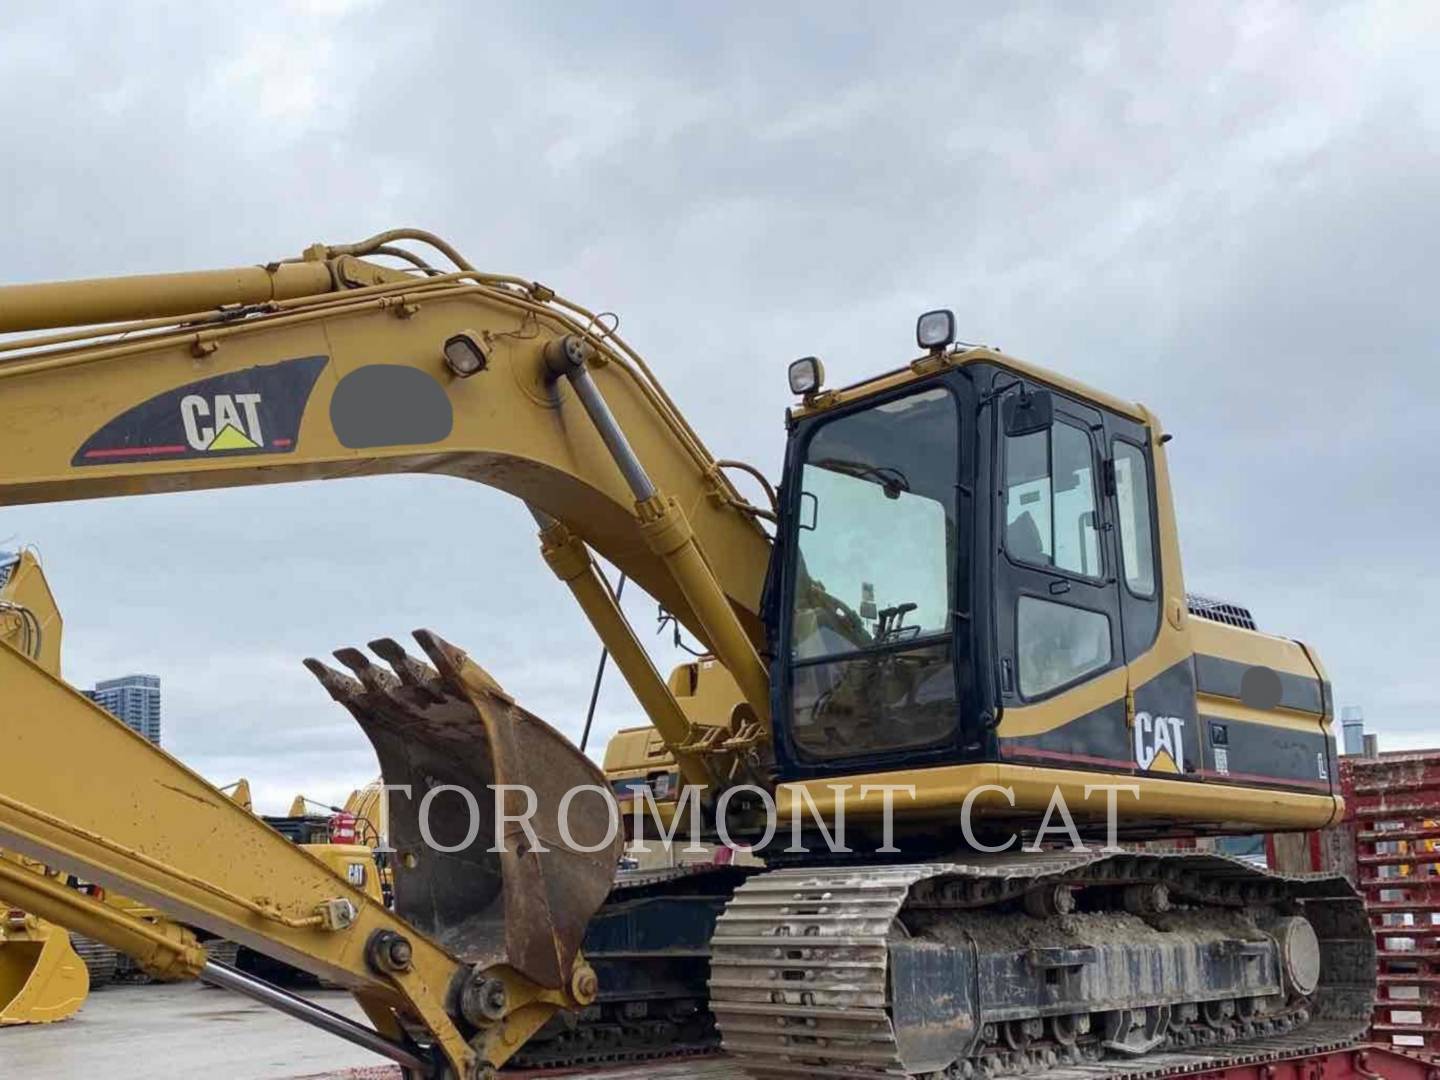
<box><xmin>0</xmin><ymin>637</ymin><xmax>568</xmax><ymax>1074</ymax></box>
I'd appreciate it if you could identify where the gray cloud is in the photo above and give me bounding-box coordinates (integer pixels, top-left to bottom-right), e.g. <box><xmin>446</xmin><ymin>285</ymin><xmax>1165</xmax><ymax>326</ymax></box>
<box><xmin>3</xmin><ymin>1</ymin><xmax>1437</xmax><ymax>810</ymax></box>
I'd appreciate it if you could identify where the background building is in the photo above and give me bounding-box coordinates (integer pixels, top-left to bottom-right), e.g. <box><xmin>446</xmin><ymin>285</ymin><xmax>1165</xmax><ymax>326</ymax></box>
<box><xmin>84</xmin><ymin>674</ymin><xmax>161</xmax><ymax>745</ymax></box>
<box><xmin>1340</xmin><ymin>705</ymin><xmax>1367</xmax><ymax>756</ymax></box>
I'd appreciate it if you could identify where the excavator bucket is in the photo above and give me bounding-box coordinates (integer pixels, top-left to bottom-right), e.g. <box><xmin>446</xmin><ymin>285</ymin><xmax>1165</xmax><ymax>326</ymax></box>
<box><xmin>0</xmin><ymin>910</ymin><xmax>88</xmax><ymax>1025</ymax></box>
<box><xmin>305</xmin><ymin>630</ymin><xmax>623</xmax><ymax>991</ymax></box>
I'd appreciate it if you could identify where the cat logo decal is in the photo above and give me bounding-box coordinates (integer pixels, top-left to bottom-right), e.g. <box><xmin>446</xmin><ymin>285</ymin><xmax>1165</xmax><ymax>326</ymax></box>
<box><xmin>73</xmin><ymin>356</ymin><xmax>326</xmax><ymax>465</ymax></box>
<box><xmin>1135</xmin><ymin>711</ymin><xmax>1186</xmax><ymax>774</ymax></box>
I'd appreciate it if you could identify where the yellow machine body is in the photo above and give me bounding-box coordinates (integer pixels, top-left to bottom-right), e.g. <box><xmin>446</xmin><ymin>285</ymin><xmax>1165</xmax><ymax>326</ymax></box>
<box><xmin>0</xmin><ymin>906</ymin><xmax>87</xmax><ymax>1026</ymax></box>
<box><xmin>0</xmin><ymin>230</ymin><xmax>1348</xmax><ymax>1074</ymax></box>
<box><xmin>300</xmin><ymin>844</ymin><xmax>384</xmax><ymax>906</ymax></box>
<box><xmin>0</xmin><ymin>553</ymin><xmax>87</xmax><ymax>1024</ymax></box>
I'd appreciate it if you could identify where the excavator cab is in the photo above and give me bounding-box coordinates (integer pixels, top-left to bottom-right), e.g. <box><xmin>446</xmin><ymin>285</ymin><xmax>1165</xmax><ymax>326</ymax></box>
<box><xmin>769</xmin><ymin>312</ymin><xmax>1340</xmax><ymax>841</ymax></box>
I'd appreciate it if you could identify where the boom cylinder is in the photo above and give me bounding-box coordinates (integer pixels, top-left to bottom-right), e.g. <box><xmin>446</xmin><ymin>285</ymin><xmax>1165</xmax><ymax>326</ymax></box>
<box><xmin>544</xmin><ymin>337</ymin><xmax>772</xmax><ymax>728</ymax></box>
<box><xmin>0</xmin><ymin>260</ymin><xmax>336</xmax><ymax>333</ymax></box>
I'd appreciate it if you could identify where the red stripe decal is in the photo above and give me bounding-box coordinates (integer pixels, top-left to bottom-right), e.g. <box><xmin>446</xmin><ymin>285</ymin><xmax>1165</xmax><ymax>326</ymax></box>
<box><xmin>1004</xmin><ymin>748</ymin><xmax>1333</xmax><ymax>792</ymax></box>
<box><xmin>271</xmin><ymin>438</ymin><xmax>293</xmax><ymax>447</ymax></box>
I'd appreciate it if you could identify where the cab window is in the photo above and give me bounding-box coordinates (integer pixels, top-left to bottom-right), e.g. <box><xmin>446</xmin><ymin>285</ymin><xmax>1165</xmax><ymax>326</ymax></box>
<box><xmin>1004</xmin><ymin>420</ymin><xmax>1101</xmax><ymax>578</ymax></box>
<box><xmin>1017</xmin><ymin>596</ymin><xmax>1112</xmax><ymax>697</ymax></box>
<box><xmin>1112</xmin><ymin>440</ymin><xmax>1156</xmax><ymax>597</ymax></box>
<box><xmin>788</xmin><ymin>387</ymin><xmax>959</xmax><ymax>760</ymax></box>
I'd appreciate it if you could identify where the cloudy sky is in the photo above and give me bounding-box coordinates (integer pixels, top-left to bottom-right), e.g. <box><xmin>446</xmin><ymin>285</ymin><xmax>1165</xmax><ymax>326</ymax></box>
<box><xmin>3</xmin><ymin>2</ymin><xmax>1436</xmax><ymax>812</ymax></box>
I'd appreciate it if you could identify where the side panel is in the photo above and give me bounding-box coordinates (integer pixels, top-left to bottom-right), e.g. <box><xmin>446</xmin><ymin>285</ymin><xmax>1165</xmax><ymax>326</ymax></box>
<box><xmin>996</xmin><ymin>654</ymin><xmax>1333</xmax><ymax>797</ymax></box>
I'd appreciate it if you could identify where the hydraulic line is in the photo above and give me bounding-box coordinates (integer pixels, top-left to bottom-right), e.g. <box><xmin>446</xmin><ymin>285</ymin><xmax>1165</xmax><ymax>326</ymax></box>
<box><xmin>0</xmin><ymin>600</ymin><xmax>43</xmax><ymax>660</ymax></box>
<box><xmin>580</xmin><ymin>572</ymin><xmax>626</xmax><ymax>754</ymax></box>
<box><xmin>544</xmin><ymin>339</ymin><xmax>771</xmax><ymax>728</ymax></box>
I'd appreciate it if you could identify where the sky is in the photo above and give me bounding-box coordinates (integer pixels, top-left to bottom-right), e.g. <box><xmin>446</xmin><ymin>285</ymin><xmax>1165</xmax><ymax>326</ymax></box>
<box><xmin>2</xmin><ymin>1</ymin><xmax>1436</xmax><ymax>813</ymax></box>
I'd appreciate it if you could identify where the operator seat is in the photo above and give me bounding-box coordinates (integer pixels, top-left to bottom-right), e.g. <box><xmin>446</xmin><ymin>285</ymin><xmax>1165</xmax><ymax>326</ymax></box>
<box><xmin>1007</xmin><ymin>511</ymin><xmax>1050</xmax><ymax>565</ymax></box>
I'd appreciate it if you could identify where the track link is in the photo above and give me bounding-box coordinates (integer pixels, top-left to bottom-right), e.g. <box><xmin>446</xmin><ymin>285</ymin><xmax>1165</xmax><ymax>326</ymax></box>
<box><xmin>69</xmin><ymin>933</ymin><xmax>119</xmax><ymax>988</ymax></box>
<box><xmin>709</xmin><ymin>853</ymin><xmax>1375</xmax><ymax>1079</ymax></box>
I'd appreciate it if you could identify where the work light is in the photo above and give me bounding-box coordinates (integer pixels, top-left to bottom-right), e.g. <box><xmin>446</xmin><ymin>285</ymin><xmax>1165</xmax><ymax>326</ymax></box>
<box><xmin>916</xmin><ymin>309</ymin><xmax>956</xmax><ymax>352</ymax></box>
<box><xmin>443</xmin><ymin>332</ymin><xmax>490</xmax><ymax>377</ymax></box>
<box><xmin>788</xmin><ymin>356</ymin><xmax>825</xmax><ymax>396</ymax></box>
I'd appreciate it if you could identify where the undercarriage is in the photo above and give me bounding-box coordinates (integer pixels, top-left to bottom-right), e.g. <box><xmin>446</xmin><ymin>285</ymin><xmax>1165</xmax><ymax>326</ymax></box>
<box><xmin>709</xmin><ymin>852</ymin><xmax>1375</xmax><ymax>1078</ymax></box>
<box><xmin>522</xmin><ymin>851</ymin><xmax>1374</xmax><ymax>1079</ymax></box>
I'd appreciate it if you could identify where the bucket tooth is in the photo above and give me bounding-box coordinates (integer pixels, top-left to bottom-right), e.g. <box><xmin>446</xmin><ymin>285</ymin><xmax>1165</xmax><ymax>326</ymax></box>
<box><xmin>302</xmin><ymin>658</ymin><xmax>365</xmax><ymax>705</ymax></box>
<box><xmin>412</xmin><ymin>629</ymin><xmax>513</xmax><ymax>705</ymax></box>
<box><xmin>332</xmin><ymin>646</ymin><xmax>409</xmax><ymax>708</ymax></box>
<box><xmin>308</xmin><ymin>628</ymin><xmax>623</xmax><ymax>991</ymax></box>
<box><xmin>333</xmin><ymin>646</ymin><xmax>385</xmax><ymax>684</ymax></box>
<box><xmin>368</xmin><ymin>638</ymin><xmax>447</xmax><ymax>704</ymax></box>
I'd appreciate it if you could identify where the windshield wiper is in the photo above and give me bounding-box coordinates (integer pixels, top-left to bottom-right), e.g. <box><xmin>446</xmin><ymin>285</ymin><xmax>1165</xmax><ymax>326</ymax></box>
<box><xmin>811</xmin><ymin>458</ymin><xmax>910</xmax><ymax>499</ymax></box>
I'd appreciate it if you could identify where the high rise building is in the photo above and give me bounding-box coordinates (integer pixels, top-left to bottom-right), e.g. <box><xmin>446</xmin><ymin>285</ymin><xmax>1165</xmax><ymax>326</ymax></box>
<box><xmin>85</xmin><ymin>674</ymin><xmax>161</xmax><ymax>745</ymax></box>
<box><xmin>1340</xmin><ymin>705</ymin><xmax>1366</xmax><ymax>757</ymax></box>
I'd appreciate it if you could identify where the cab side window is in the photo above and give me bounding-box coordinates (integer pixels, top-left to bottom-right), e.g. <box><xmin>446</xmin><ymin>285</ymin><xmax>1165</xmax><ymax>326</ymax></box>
<box><xmin>1004</xmin><ymin>420</ymin><xmax>1102</xmax><ymax>578</ymax></box>
<box><xmin>1112</xmin><ymin>440</ymin><xmax>1156</xmax><ymax>597</ymax></box>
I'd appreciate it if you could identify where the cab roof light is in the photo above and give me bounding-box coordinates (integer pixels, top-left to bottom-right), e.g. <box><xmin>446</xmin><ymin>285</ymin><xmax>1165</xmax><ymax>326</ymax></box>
<box><xmin>788</xmin><ymin>356</ymin><xmax>825</xmax><ymax>397</ymax></box>
<box><xmin>916</xmin><ymin>309</ymin><xmax>955</xmax><ymax>353</ymax></box>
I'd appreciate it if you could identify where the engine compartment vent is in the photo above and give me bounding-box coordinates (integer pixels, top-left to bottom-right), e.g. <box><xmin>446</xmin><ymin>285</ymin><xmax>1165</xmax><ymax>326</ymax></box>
<box><xmin>1186</xmin><ymin>592</ymin><xmax>1258</xmax><ymax>631</ymax></box>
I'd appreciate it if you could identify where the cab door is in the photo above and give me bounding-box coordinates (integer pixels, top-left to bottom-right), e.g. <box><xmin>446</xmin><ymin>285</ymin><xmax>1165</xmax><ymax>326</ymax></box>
<box><xmin>992</xmin><ymin>383</ymin><xmax>1131</xmax><ymax>771</ymax></box>
<box><xmin>1100</xmin><ymin>408</ymin><xmax>1201</xmax><ymax>780</ymax></box>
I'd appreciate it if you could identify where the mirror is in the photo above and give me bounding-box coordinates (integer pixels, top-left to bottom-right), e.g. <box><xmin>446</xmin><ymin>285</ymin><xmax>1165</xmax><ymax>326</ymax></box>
<box><xmin>1003</xmin><ymin>387</ymin><xmax>1053</xmax><ymax>437</ymax></box>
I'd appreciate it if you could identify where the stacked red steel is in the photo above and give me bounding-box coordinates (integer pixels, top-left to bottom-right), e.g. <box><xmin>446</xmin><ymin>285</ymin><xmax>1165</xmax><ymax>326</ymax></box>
<box><xmin>1172</xmin><ymin>1044</ymin><xmax>1440</xmax><ymax>1078</ymax></box>
<box><xmin>1341</xmin><ymin>751</ymin><xmax>1440</xmax><ymax>1054</ymax></box>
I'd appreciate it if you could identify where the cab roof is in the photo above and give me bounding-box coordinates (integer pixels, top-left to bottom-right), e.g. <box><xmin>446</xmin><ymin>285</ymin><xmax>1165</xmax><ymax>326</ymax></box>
<box><xmin>790</xmin><ymin>346</ymin><xmax>1150</xmax><ymax>427</ymax></box>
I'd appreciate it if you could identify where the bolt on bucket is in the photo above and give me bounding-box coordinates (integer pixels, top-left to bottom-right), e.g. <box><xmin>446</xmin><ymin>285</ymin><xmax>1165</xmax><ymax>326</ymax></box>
<box><xmin>306</xmin><ymin>630</ymin><xmax>623</xmax><ymax>991</ymax></box>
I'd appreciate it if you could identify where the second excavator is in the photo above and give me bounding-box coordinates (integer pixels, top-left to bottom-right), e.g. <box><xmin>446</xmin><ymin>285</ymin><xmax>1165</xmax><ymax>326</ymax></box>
<box><xmin>0</xmin><ymin>549</ymin><xmax>92</xmax><ymax>1025</ymax></box>
<box><xmin>0</xmin><ymin>230</ymin><xmax>1374</xmax><ymax>1078</ymax></box>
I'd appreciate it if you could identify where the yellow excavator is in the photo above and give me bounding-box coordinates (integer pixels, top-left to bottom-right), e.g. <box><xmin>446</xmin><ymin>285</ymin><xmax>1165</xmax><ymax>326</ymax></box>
<box><xmin>0</xmin><ymin>549</ymin><xmax>244</xmax><ymax>1014</ymax></box>
<box><xmin>223</xmin><ymin>783</ymin><xmax>389</xmax><ymax>986</ymax></box>
<box><xmin>0</xmin><ymin>549</ymin><xmax>91</xmax><ymax>1025</ymax></box>
<box><xmin>0</xmin><ymin>230</ymin><xmax>1374</xmax><ymax>1078</ymax></box>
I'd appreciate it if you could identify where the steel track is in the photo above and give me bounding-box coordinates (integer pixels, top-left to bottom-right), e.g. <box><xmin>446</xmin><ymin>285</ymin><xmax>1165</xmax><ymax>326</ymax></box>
<box><xmin>708</xmin><ymin>853</ymin><xmax>1375</xmax><ymax>1079</ymax></box>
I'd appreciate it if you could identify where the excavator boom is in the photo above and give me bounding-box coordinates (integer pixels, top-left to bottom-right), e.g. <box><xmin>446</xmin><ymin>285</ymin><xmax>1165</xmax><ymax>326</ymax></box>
<box><xmin>0</xmin><ymin>231</ymin><xmax>782</xmax><ymax>1073</ymax></box>
<box><xmin>1</xmin><ymin>233</ymin><xmax>775</xmax><ymax>786</ymax></box>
